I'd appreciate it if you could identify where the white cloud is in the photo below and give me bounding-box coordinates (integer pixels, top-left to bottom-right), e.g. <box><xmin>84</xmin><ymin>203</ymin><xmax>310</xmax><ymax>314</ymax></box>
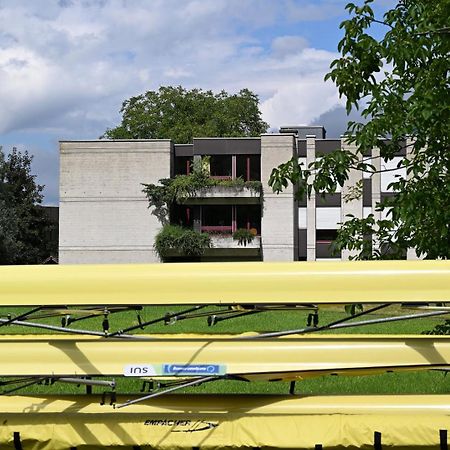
<box><xmin>0</xmin><ymin>0</ymin><xmax>345</xmax><ymax>136</ymax></box>
<box><xmin>286</xmin><ymin>0</ymin><xmax>343</xmax><ymax>22</ymax></box>
<box><xmin>0</xmin><ymin>0</ymin><xmax>351</xmax><ymax>203</ymax></box>
<box><xmin>261</xmin><ymin>73</ymin><xmax>342</xmax><ymax>128</ymax></box>
<box><xmin>271</xmin><ymin>35</ymin><xmax>309</xmax><ymax>58</ymax></box>
<box><xmin>164</xmin><ymin>67</ymin><xmax>193</xmax><ymax>79</ymax></box>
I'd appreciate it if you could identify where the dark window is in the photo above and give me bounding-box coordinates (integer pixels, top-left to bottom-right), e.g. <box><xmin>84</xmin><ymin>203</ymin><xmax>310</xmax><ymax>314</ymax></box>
<box><xmin>236</xmin><ymin>205</ymin><xmax>261</xmax><ymax>235</ymax></box>
<box><xmin>200</xmin><ymin>205</ymin><xmax>261</xmax><ymax>235</ymax></box>
<box><xmin>209</xmin><ymin>155</ymin><xmax>232</xmax><ymax>179</ymax></box>
<box><xmin>171</xmin><ymin>205</ymin><xmax>192</xmax><ymax>228</ymax></box>
<box><xmin>201</xmin><ymin>205</ymin><xmax>232</xmax><ymax>234</ymax></box>
<box><xmin>316</xmin><ymin>229</ymin><xmax>338</xmax><ymax>243</ymax></box>
<box><xmin>174</xmin><ymin>156</ymin><xmax>192</xmax><ymax>176</ymax></box>
<box><xmin>316</xmin><ymin>140</ymin><xmax>341</xmax><ymax>155</ymax></box>
<box><xmin>316</xmin><ymin>193</ymin><xmax>341</xmax><ymax>207</ymax></box>
<box><xmin>363</xmin><ymin>178</ymin><xmax>372</xmax><ymax>207</ymax></box>
<box><xmin>298</xmin><ymin>229</ymin><xmax>307</xmax><ymax>260</ymax></box>
<box><xmin>316</xmin><ymin>229</ymin><xmax>340</xmax><ymax>259</ymax></box>
<box><xmin>236</xmin><ymin>155</ymin><xmax>261</xmax><ymax>181</ymax></box>
<box><xmin>298</xmin><ymin>140</ymin><xmax>307</xmax><ymax>157</ymax></box>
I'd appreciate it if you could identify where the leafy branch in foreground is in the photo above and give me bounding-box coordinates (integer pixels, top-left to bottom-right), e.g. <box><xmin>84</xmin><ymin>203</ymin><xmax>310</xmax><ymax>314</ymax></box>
<box><xmin>269</xmin><ymin>0</ymin><xmax>450</xmax><ymax>259</ymax></box>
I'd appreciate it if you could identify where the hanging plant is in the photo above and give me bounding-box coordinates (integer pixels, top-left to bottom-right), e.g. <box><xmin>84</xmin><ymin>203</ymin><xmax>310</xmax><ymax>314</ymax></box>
<box><xmin>154</xmin><ymin>224</ymin><xmax>212</xmax><ymax>259</ymax></box>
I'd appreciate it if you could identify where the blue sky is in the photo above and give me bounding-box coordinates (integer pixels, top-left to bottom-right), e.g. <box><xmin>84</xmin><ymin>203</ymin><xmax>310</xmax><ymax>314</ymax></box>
<box><xmin>0</xmin><ymin>0</ymin><xmax>395</xmax><ymax>205</ymax></box>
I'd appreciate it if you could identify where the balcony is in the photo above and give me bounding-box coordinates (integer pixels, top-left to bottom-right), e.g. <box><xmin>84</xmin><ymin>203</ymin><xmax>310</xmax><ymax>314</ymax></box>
<box><xmin>160</xmin><ymin>232</ymin><xmax>261</xmax><ymax>259</ymax></box>
<box><xmin>206</xmin><ymin>234</ymin><xmax>261</xmax><ymax>257</ymax></box>
<box><xmin>183</xmin><ymin>185</ymin><xmax>261</xmax><ymax>205</ymax></box>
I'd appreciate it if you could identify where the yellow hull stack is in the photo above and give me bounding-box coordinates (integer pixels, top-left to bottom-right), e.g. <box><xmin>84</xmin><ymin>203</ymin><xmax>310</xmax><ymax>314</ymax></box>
<box><xmin>1</xmin><ymin>260</ymin><xmax>450</xmax><ymax>448</ymax></box>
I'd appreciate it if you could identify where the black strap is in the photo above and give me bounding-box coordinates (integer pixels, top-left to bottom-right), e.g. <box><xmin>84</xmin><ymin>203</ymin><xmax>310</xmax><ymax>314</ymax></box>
<box><xmin>440</xmin><ymin>429</ymin><xmax>448</xmax><ymax>450</ymax></box>
<box><xmin>374</xmin><ymin>431</ymin><xmax>382</xmax><ymax>450</ymax></box>
<box><xmin>13</xmin><ymin>432</ymin><xmax>23</xmax><ymax>450</ymax></box>
<box><xmin>289</xmin><ymin>381</ymin><xmax>296</xmax><ymax>394</ymax></box>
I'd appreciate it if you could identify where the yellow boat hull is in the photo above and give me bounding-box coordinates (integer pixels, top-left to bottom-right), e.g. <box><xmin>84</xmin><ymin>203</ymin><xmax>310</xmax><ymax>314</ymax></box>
<box><xmin>2</xmin><ymin>334</ymin><xmax>450</xmax><ymax>380</ymax></box>
<box><xmin>1</xmin><ymin>394</ymin><xmax>449</xmax><ymax>449</ymax></box>
<box><xmin>1</xmin><ymin>260</ymin><xmax>449</xmax><ymax>306</ymax></box>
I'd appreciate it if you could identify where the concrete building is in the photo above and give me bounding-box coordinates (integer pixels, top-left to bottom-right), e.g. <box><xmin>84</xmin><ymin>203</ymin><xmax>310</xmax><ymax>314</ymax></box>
<box><xmin>59</xmin><ymin>128</ymin><xmax>410</xmax><ymax>264</ymax></box>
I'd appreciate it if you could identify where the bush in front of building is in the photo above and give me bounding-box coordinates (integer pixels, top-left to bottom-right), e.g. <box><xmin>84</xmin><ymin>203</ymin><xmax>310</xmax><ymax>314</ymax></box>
<box><xmin>154</xmin><ymin>224</ymin><xmax>211</xmax><ymax>260</ymax></box>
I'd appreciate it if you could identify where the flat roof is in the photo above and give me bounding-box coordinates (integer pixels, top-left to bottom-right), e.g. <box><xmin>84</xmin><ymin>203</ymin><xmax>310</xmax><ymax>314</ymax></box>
<box><xmin>59</xmin><ymin>139</ymin><xmax>172</xmax><ymax>143</ymax></box>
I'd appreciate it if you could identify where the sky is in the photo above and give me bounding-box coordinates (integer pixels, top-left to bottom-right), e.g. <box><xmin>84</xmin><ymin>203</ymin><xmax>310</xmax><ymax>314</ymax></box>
<box><xmin>0</xmin><ymin>0</ymin><xmax>394</xmax><ymax>205</ymax></box>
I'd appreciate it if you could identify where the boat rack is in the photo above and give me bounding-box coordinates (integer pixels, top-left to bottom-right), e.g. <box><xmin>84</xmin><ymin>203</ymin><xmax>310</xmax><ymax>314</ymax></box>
<box><xmin>1</xmin><ymin>260</ymin><xmax>450</xmax><ymax>448</ymax></box>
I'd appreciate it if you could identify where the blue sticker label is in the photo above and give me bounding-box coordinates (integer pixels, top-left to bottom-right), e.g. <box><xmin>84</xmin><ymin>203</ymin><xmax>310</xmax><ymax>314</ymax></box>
<box><xmin>163</xmin><ymin>364</ymin><xmax>224</xmax><ymax>376</ymax></box>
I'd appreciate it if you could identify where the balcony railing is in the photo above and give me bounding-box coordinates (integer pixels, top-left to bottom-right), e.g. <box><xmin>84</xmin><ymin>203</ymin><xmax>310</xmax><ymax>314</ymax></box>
<box><xmin>210</xmin><ymin>234</ymin><xmax>261</xmax><ymax>251</ymax></box>
<box><xmin>183</xmin><ymin>186</ymin><xmax>261</xmax><ymax>205</ymax></box>
<box><xmin>210</xmin><ymin>175</ymin><xmax>232</xmax><ymax>181</ymax></box>
<box><xmin>201</xmin><ymin>225</ymin><xmax>232</xmax><ymax>234</ymax></box>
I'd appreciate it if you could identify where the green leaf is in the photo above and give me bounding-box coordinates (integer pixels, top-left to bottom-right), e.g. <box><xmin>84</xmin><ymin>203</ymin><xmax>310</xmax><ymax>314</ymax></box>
<box><xmin>269</xmin><ymin>0</ymin><xmax>450</xmax><ymax>260</ymax></box>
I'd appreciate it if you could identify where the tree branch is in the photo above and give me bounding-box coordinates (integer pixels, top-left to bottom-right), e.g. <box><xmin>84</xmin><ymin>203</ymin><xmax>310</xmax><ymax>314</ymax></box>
<box><xmin>360</xmin><ymin>14</ymin><xmax>394</xmax><ymax>30</ymax></box>
<box><xmin>414</xmin><ymin>26</ymin><xmax>450</xmax><ymax>36</ymax></box>
<box><xmin>348</xmin><ymin>161</ymin><xmax>412</xmax><ymax>175</ymax></box>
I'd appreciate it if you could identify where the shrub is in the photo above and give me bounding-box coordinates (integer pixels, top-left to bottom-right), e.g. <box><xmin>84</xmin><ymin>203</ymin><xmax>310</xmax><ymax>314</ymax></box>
<box><xmin>154</xmin><ymin>225</ymin><xmax>211</xmax><ymax>259</ymax></box>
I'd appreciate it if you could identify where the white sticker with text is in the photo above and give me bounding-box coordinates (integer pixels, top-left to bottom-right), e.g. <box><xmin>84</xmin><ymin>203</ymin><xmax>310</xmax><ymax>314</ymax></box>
<box><xmin>123</xmin><ymin>364</ymin><xmax>157</xmax><ymax>377</ymax></box>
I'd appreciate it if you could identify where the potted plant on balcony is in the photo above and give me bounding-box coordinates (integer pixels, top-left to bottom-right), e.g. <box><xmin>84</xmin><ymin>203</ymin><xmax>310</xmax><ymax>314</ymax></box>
<box><xmin>232</xmin><ymin>228</ymin><xmax>256</xmax><ymax>247</ymax></box>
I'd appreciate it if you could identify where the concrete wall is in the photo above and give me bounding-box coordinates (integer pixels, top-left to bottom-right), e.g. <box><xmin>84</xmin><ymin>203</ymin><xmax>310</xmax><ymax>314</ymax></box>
<box><xmin>341</xmin><ymin>138</ymin><xmax>363</xmax><ymax>260</ymax></box>
<box><xmin>306</xmin><ymin>136</ymin><xmax>316</xmax><ymax>261</ymax></box>
<box><xmin>59</xmin><ymin>140</ymin><xmax>171</xmax><ymax>264</ymax></box>
<box><xmin>260</xmin><ymin>134</ymin><xmax>298</xmax><ymax>261</ymax></box>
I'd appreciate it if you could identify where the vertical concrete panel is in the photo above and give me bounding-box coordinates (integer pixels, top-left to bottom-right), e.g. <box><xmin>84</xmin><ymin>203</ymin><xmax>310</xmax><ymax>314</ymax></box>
<box><xmin>306</xmin><ymin>136</ymin><xmax>316</xmax><ymax>261</ymax></box>
<box><xmin>260</xmin><ymin>134</ymin><xmax>297</xmax><ymax>261</ymax></box>
<box><xmin>341</xmin><ymin>138</ymin><xmax>363</xmax><ymax>260</ymax></box>
<box><xmin>59</xmin><ymin>140</ymin><xmax>172</xmax><ymax>264</ymax></box>
<box><xmin>371</xmin><ymin>147</ymin><xmax>381</xmax><ymax>254</ymax></box>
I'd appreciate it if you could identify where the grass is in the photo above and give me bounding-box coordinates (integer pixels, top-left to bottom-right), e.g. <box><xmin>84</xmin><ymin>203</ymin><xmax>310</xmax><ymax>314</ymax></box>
<box><xmin>1</xmin><ymin>304</ymin><xmax>445</xmax><ymax>335</ymax></box>
<box><xmin>1</xmin><ymin>304</ymin><xmax>449</xmax><ymax>397</ymax></box>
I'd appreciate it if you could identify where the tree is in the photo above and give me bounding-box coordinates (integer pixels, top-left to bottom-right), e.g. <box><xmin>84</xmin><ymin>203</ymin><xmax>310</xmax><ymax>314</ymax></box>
<box><xmin>103</xmin><ymin>86</ymin><xmax>269</xmax><ymax>143</ymax></box>
<box><xmin>0</xmin><ymin>147</ymin><xmax>54</xmax><ymax>264</ymax></box>
<box><xmin>269</xmin><ymin>0</ymin><xmax>450</xmax><ymax>259</ymax></box>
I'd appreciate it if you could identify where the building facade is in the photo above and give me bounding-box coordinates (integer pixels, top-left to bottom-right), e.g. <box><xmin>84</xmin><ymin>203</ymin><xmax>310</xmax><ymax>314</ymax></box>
<box><xmin>59</xmin><ymin>127</ymin><xmax>413</xmax><ymax>264</ymax></box>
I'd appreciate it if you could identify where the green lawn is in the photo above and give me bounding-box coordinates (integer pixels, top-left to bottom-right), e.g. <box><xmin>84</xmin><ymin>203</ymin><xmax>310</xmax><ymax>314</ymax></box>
<box><xmin>1</xmin><ymin>304</ymin><xmax>445</xmax><ymax>335</ymax></box>
<box><xmin>1</xmin><ymin>305</ymin><xmax>449</xmax><ymax>397</ymax></box>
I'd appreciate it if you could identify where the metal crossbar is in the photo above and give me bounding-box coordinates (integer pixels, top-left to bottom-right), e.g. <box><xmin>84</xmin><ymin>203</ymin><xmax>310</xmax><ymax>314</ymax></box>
<box><xmin>246</xmin><ymin>309</ymin><xmax>450</xmax><ymax>339</ymax></box>
<box><xmin>116</xmin><ymin>376</ymin><xmax>219</xmax><ymax>408</ymax></box>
